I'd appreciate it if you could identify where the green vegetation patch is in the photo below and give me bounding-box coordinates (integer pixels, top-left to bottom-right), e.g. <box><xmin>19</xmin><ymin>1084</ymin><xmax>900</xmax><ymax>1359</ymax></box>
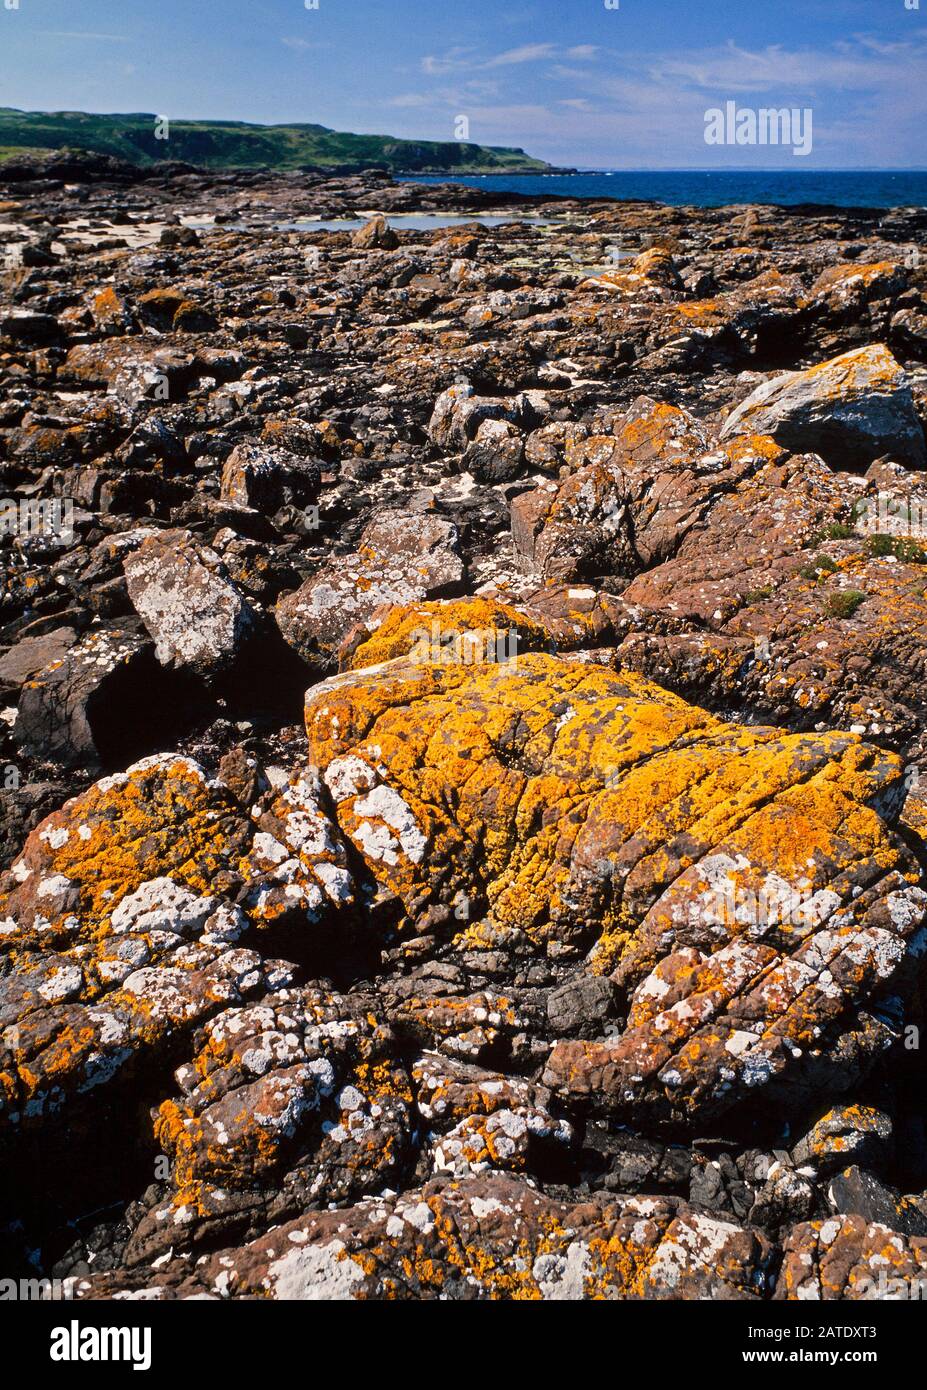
<box><xmin>0</xmin><ymin>108</ymin><xmax>553</xmax><ymax>174</ymax></box>
<box><xmin>826</xmin><ymin>590</ymin><xmax>867</xmax><ymax>619</ymax></box>
<box><xmin>865</xmin><ymin>533</ymin><xmax>927</xmax><ymax>564</ymax></box>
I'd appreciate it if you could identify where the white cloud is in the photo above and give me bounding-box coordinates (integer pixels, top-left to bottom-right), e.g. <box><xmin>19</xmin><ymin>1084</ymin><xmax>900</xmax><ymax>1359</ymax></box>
<box><xmin>422</xmin><ymin>42</ymin><xmax>558</xmax><ymax>75</ymax></box>
<box><xmin>650</xmin><ymin>36</ymin><xmax>927</xmax><ymax>96</ymax></box>
<box><xmin>387</xmin><ymin>93</ymin><xmax>433</xmax><ymax>108</ymax></box>
<box><xmin>484</xmin><ymin>43</ymin><xmax>557</xmax><ymax>68</ymax></box>
<box><xmin>422</xmin><ymin>48</ymin><xmax>478</xmax><ymax>76</ymax></box>
<box><xmin>375</xmin><ymin>31</ymin><xmax>927</xmax><ymax>168</ymax></box>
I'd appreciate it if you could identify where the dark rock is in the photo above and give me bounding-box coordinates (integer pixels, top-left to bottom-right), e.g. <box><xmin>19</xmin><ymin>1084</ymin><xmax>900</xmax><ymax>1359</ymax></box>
<box><xmin>547</xmin><ymin>974</ymin><xmax>614</xmax><ymax>1035</ymax></box>
<box><xmin>13</xmin><ymin>627</ymin><xmax>205</xmax><ymax>770</ymax></box>
<box><xmin>351</xmin><ymin>215</ymin><xmax>399</xmax><ymax>251</ymax></box>
<box><xmin>827</xmin><ymin>1166</ymin><xmax>927</xmax><ymax>1238</ymax></box>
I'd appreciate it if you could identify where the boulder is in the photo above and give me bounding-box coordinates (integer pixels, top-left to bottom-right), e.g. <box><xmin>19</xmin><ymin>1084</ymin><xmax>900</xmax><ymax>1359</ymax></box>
<box><xmin>791</xmin><ymin>1105</ymin><xmax>894</xmax><ymax>1176</ymax></box>
<box><xmin>776</xmin><ymin>1213</ymin><xmax>927</xmax><ymax>1299</ymax></box>
<box><xmin>510</xmin><ymin>397</ymin><xmax>772</xmax><ymax>581</ymax></box>
<box><xmin>427</xmin><ymin>383</ymin><xmax>516</xmax><ymax>450</ymax></box>
<box><xmin>220</xmin><ymin>440</ymin><xmax>320</xmax><ymax>512</ymax></box>
<box><xmin>12</xmin><ymin>627</ymin><xmax>200</xmax><ymax>770</ymax></box>
<box><xmin>301</xmin><ymin>652</ymin><xmax>924</xmax><ymax>1125</ymax></box>
<box><xmin>461</xmin><ymin>418</ymin><xmax>525</xmax><ymax>482</ymax></box>
<box><xmin>826</xmin><ymin>1166</ymin><xmax>927</xmax><ymax>1237</ymax></box>
<box><xmin>337</xmin><ymin>594</ymin><xmax>548</xmax><ymax>672</ymax></box>
<box><xmin>124</xmin><ymin>529</ymin><xmax>259</xmax><ymax>679</ymax></box>
<box><xmin>720</xmin><ymin>344</ymin><xmax>927</xmax><ymax>469</ymax></box>
<box><xmin>0</xmin><ymin>311</ymin><xmax>62</xmax><ymax>345</ymax></box>
<box><xmin>351</xmin><ymin>215</ymin><xmax>399</xmax><ymax>251</ymax></box>
<box><xmin>275</xmin><ymin>511</ymin><xmax>464</xmax><ymax>665</ymax></box>
<box><xmin>73</xmin><ymin>1173</ymin><xmax>774</xmax><ymax>1301</ymax></box>
<box><xmin>0</xmin><ymin>627</ymin><xmax>78</xmax><ymax>690</ymax></box>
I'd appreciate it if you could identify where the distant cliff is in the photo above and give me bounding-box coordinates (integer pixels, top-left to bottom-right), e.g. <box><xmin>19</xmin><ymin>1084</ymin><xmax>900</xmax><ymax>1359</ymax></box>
<box><xmin>0</xmin><ymin>108</ymin><xmax>557</xmax><ymax>174</ymax></box>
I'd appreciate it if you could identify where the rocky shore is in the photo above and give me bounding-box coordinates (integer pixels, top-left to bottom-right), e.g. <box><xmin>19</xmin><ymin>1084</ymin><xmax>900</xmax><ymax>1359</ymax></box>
<box><xmin>2</xmin><ymin>155</ymin><xmax>927</xmax><ymax>1300</ymax></box>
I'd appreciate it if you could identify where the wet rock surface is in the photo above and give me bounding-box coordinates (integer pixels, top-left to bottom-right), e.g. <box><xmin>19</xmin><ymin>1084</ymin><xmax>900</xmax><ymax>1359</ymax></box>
<box><xmin>2</xmin><ymin>158</ymin><xmax>927</xmax><ymax>1299</ymax></box>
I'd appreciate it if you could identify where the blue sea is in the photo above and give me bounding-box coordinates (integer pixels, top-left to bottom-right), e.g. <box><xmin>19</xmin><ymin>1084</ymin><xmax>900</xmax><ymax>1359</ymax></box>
<box><xmin>399</xmin><ymin>170</ymin><xmax>927</xmax><ymax>209</ymax></box>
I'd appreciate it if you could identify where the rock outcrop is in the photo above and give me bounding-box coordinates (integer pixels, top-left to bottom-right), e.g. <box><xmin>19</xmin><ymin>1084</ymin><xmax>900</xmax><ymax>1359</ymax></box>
<box><xmin>2</xmin><ymin>160</ymin><xmax>927</xmax><ymax>1302</ymax></box>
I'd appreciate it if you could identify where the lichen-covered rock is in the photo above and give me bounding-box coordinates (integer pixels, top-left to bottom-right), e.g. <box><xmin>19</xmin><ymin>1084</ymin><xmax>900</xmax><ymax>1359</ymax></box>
<box><xmin>275</xmin><ymin>511</ymin><xmax>464</xmax><ymax>665</ymax></box>
<box><xmin>124</xmin><ymin>528</ymin><xmax>258</xmax><ymax>678</ymax></box>
<box><xmin>810</xmin><ymin>261</ymin><xmax>911</xmax><ymax>352</ymax></box>
<box><xmin>91</xmin><ymin>286</ymin><xmax>135</xmax><ymax>335</ymax></box>
<box><xmin>302</xmin><ymin>651</ymin><xmax>925</xmax><ymax>1124</ymax></box>
<box><xmin>810</xmin><ymin>261</ymin><xmax>908</xmax><ymax>313</ymax></box>
<box><xmin>427</xmin><ymin>383</ymin><xmax>516</xmax><ymax>451</ymax></box>
<box><xmin>747</xmin><ymin>1160</ymin><xmax>816</xmax><ymax>1231</ymax></box>
<box><xmin>791</xmin><ymin>1105</ymin><xmax>894</xmax><ymax>1176</ymax></box>
<box><xmin>616</xmin><ymin>449</ymin><xmax>927</xmax><ymax>751</ymax></box>
<box><xmin>351</xmin><ymin>215</ymin><xmax>399</xmax><ymax>251</ymax></box>
<box><xmin>775</xmin><ymin>1212</ymin><xmax>927</xmax><ymax>1299</ymax></box>
<box><xmin>510</xmin><ymin>397</ymin><xmax>782</xmax><ymax>581</ymax></box>
<box><xmin>510</xmin><ymin>463</ymin><xmax>635</xmax><ymax>582</ymax></box>
<box><xmin>0</xmin><ymin>755</ymin><xmax>354</xmax><ymax>1137</ymax></box>
<box><xmin>387</xmin><ymin>985</ymin><xmax>532</xmax><ymax>1062</ymax></box>
<box><xmin>338</xmin><ymin>594</ymin><xmax>550</xmax><ymax>671</ymax></box>
<box><xmin>4</xmin><ymin>169</ymin><xmax>927</xmax><ymax>1305</ymax></box>
<box><xmin>121</xmin><ymin>987</ymin><xmax>413</xmax><ymax>1262</ymax></box>
<box><xmin>237</xmin><ymin>761</ymin><xmax>356</xmax><ymax>925</ymax></box>
<box><xmin>75</xmin><ymin>1173</ymin><xmax>775</xmax><ymax>1300</ymax></box>
<box><xmin>220</xmin><ymin>441</ymin><xmax>320</xmax><ymax>513</ymax></box>
<box><xmin>412</xmin><ymin>1052</ymin><xmax>572</xmax><ymax>1176</ymax></box>
<box><xmin>720</xmin><ymin>344</ymin><xmax>927</xmax><ymax>469</ymax></box>
<box><xmin>582</xmin><ymin>246</ymin><xmax>682</xmax><ymax>300</ymax></box>
<box><xmin>644</xmin><ymin>270</ymin><xmax>808</xmax><ymax>368</ymax></box>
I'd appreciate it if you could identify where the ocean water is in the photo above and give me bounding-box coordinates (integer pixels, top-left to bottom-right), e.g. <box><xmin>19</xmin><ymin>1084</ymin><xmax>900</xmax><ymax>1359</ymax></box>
<box><xmin>272</xmin><ymin>215</ymin><xmax>536</xmax><ymax>231</ymax></box>
<box><xmin>399</xmin><ymin>170</ymin><xmax>927</xmax><ymax>209</ymax></box>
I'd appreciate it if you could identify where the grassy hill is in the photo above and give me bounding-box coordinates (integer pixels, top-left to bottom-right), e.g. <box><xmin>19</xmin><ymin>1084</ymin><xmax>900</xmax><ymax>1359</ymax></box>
<box><xmin>0</xmin><ymin>109</ymin><xmax>553</xmax><ymax>174</ymax></box>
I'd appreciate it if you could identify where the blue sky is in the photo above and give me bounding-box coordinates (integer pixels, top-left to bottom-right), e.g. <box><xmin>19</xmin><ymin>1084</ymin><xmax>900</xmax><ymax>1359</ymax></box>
<box><xmin>1</xmin><ymin>0</ymin><xmax>925</xmax><ymax>167</ymax></box>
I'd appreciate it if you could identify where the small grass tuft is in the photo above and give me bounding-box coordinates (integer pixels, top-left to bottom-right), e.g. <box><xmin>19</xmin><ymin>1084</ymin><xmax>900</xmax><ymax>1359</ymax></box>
<box><xmin>865</xmin><ymin>533</ymin><xmax>927</xmax><ymax>564</ymax></box>
<box><xmin>826</xmin><ymin>589</ymin><xmax>866</xmax><ymax>619</ymax></box>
